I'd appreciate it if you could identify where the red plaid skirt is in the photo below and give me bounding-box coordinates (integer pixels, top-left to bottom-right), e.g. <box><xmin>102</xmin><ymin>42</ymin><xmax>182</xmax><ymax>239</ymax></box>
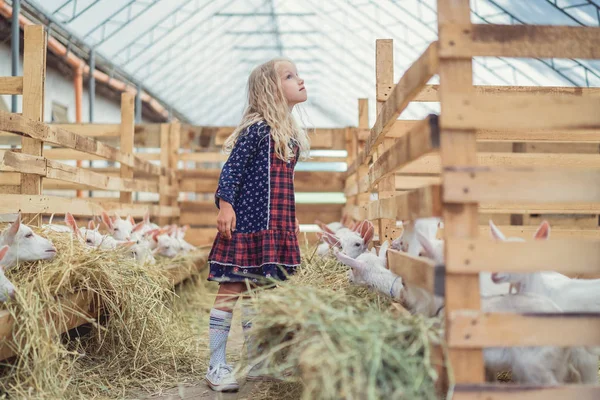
<box><xmin>208</xmin><ymin>133</ymin><xmax>300</xmax><ymax>283</ymax></box>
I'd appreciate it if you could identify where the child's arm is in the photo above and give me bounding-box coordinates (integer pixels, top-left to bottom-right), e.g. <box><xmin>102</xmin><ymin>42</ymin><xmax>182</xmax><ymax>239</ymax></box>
<box><xmin>215</xmin><ymin>123</ymin><xmax>268</xmax><ymax>209</ymax></box>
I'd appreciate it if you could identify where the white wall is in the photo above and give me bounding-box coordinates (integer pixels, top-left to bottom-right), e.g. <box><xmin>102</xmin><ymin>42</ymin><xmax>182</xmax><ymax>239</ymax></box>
<box><xmin>0</xmin><ymin>42</ymin><xmax>152</xmax><ymax>123</ymax></box>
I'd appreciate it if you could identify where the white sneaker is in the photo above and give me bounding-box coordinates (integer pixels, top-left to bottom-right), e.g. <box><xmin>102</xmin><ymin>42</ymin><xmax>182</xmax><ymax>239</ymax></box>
<box><xmin>205</xmin><ymin>363</ymin><xmax>239</xmax><ymax>392</ymax></box>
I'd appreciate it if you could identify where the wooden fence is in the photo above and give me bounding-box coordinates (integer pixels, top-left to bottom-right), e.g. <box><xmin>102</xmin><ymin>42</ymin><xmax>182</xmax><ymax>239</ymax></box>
<box><xmin>341</xmin><ymin>1</ymin><xmax>600</xmax><ymax>397</ymax></box>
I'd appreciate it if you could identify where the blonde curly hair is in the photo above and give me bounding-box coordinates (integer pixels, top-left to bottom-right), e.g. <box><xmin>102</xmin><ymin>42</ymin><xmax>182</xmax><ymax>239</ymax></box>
<box><xmin>223</xmin><ymin>57</ymin><xmax>311</xmax><ymax>162</ymax></box>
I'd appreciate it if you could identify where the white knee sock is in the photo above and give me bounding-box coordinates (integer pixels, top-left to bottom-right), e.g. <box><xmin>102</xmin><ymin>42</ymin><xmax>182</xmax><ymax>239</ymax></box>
<box><xmin>208</xmin><ymin>308</ymin><xmax>233</xmax><ymax>369</ymax></box>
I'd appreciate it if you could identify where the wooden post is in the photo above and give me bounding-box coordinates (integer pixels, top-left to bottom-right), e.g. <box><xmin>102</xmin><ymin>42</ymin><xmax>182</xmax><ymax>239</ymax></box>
<box><xmin>20</xmin><ymin>25</ymin><xmax>46</xmax><ymax>226</ymax></box>
<box><xmin>437</xmin><ymin>0</ymin><xmax>484</xmax><ymax>384</ymax></box>
<box><xmin>169</xmin><ymin>122</ymin><xmax>180</xmax><ymax>225</ymax></box>
<box><xmin>158</xmin><ymin>123</ymin><xmax>170</xmax><ymax>226</ymax></box>
<box><xmin>356</xmin><ymin>98</ymin><xmax>371</xmax><ymax>214</ymax></box>
<box><xmin>119</xmin><ymin>92</ymin><xmax>135</xmax><ymax>204</ymax></box>
<box><xmin>374</xmin><ymin>39</ymin><xmax>399</xmax><ymax>242</ymax></box>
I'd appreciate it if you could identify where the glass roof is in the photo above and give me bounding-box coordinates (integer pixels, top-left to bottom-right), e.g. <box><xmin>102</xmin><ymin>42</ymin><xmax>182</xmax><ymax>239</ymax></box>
<box><xmin>24</xmin><ymin>0</ymin><xmax>600</xmax><ymax>127</ymax></box>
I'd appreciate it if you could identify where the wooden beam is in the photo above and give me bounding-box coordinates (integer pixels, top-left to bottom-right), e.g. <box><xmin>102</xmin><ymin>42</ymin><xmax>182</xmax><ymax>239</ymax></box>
<box><xmin>479</xmin><ymin>202</ymin><xmax>600</xmax><ymax>214</ymax></box>
<box><xmin>3</xmin><ymin>151</ymin><xmax>159</xmax><ymax>193</ymax></box>
<box><xmin>0</xmin><ymin>111</ymin><xmax>164</xmax><ymax>177</ymax></box>
<box><xmin>452</xmin><ymin>384</ymin><xmax>600</xmax><ymax>400</ymax></box>
<box><xmin>416</xmin><ymin>84</ymin><xmax>600</xmax><ymax>102</ymax></box>
<box><xmin>387</xmin><ymin>248</ymin><xmax>440</xmax><ymax>293</ymax></box>
<box><xmin>437</xmin><ymin>0</ymin><xmax>483</xmax><ymax>385</ymax></box>
<box><xmin>477</xmin><ymin>225</ymin><xmax>600</xmax><ymax>239</ymax></box>
<box><xmin>444</xmin><ymin>167</ymin><xmax>600</xmax><ymax>204</ymax></box>
<box><xmin>446</xmin><ymin>238</ymin><xmax>600</xmax><ymax>275</ymax></box>
<box><xmin>442</xmin><ymin>93</ymin><xmax>600</xmax><ymax>131</ymax></box>
<box><xmin>20</xmin><ymin>25</ymin><xmax>47</xmax><ymax>227</ymax></box>
<box><xmin>367</xmin><ymin>185</ymin><xmax>442</xmax><ymax>221</ymax></box>
<box><xmin>449</xmin><ymin>310</ymin><xmax>600</xmax><ymax>347</ymax></box>
<box><xmin>0</xmin><ymin>77</ymin><xmax>23</xmax><ymax>95</ymax></box>
<box><xmin>439</xmin><ymin>24</ymin><xmax>600</xmax><ymax>59</ymax></box>
<box><xmin>119</xmin><ymin>93</ymin><xmax>135</xmax><ymax>203</ymax></box>
<box><xmin>365</xmin><ymin>42</ymin><xmax>438</xmax><ymax>159</ymax></box>
<box><xmin>369</xmin><ymin>115</ymin><xmax>439</xmax><ymax>187</ymax></box>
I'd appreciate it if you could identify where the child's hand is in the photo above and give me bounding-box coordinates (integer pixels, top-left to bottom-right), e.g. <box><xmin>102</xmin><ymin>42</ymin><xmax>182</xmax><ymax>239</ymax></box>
<box><xmin>217</xmin><ymin>201</ymin><xmax>236</xmax><ymax>239</ymax></box>
<box><xmin>295</xmin><ymin>217</ymin><xmax>300</xmax><ymax>235</ymax></box>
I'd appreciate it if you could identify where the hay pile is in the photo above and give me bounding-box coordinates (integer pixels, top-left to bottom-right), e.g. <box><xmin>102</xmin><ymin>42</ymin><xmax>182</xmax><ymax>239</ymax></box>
<box><xmin>0</xmin><ymin>227</ymin><xmax>208</xmax><ymax>399</ymax></box>
<box><xmin>242</xmin><ymin>250</ymin><xmax>445</xmax><ymax>400</ymax></box>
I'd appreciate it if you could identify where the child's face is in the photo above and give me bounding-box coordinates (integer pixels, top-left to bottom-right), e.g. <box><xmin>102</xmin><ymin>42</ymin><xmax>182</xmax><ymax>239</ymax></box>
<box><xmin>277</xmin><ymin>61</ymin><xmax>307</xmax><ymax>107</ymax></box>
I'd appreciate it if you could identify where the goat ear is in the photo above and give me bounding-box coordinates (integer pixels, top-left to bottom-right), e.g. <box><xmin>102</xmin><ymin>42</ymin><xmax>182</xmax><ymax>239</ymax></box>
<box><xmin>322</xmin><ymin>231</ymin><xmax>340</xmax><ymax>248</ymax></box>
<box><xmin>360</xmin><ymin>220</ymin><xmax>374</xmax><ymax>244</ymax></box>
<box><xmin>143</xmin><ymin>211</ymin><xmax>150</xmax><ymax>224</ymax></box>
<box><xmin>127</xmin><ymin>215</ymin><xmax>135</xmax><ymax>225</ymax></box>
<box><xmin>132</xmin><ymin>221</ymin><xmax>145</xmax><ymax>233</ymax></box>
<box><xmin>65</xmin><ymin>212</ymin><xmax>82</xmax><ymax>239</ymax></box>
<box><xmin>0</xmin><ymin>245</ymin><xmax>9</xmax><ymax>263</ymax></box>
<box><xmin>340</xmin><ymin>214</ymin><xmax>350</xmax><ymax>227</ymax></box>
<box><xmin>315</xmin><ymin>220</ymin><xmax>335</xmax><ymax>235</ymax></box>
<box><xmin>316</xmin><ymin>231</ymin><xmax>323</xmax><ymax>240</ymax></box>
<box><xmin>101</xmin><ymin>212</ymin><xmax>114</xmax><ymax>231</ymax></box>
<box><xmin>488</xmin><ymin>220</ymin><xmax>506</xmax><ymax>241</ymax></box>
<box><xmin>533</xmin><ymin>220</ymin><xmax>551</xmax><ymax>240</ymax></box>
<box><xmin>87</xmin><ymin>219</ymin><xmax>95</xmax><ymax>230</ymax></box>
<box><xmin>416</xmin><ymin>231</ymin><xmax>436</xmax><ymax>260</ymax></box>
<box><xmin>5</xmin><ymin>214</ymin><xmax>21</xmax><ymax>245</ymax></box>
<box><xmin>117</xmin><ymin>240</ymin><xmax>136</xmax><ymax>249</ymax></box>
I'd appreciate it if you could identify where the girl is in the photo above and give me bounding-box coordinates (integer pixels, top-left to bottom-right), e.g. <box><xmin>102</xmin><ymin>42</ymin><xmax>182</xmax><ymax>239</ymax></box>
<box><xmin>204</xmin><ymin>57</ymin><xmax>309</xmax><ymax>392</ymax></box>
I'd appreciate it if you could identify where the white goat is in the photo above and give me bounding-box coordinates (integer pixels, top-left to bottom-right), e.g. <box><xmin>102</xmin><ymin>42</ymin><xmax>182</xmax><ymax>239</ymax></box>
<box><xmin>314</xmin><ymin>216</ymin><xmax>355</xmax><ymax>256</ymax></box>
<box><xmin>0</xmin><ymin>213</ymin><xmax>57</xmax><ymax>268</ymax></box>
<box><xmin>390</xmin><ymin>217</ymin><xmax>442</xmax><ymax>257</ymax></box>
<box><xmin>317</xmin><ymin>219</ymin><xmax>375</xmax><ymax>259</ymax></box>
<box><xmin>153</xmin><ymin>233</ymin><xmax>182</xmax><ymax>258</ymax></box>
<box><xmin>101</xmin><ymin>212</ymin><xmax>134</xmax><ymax>241</ymax></box>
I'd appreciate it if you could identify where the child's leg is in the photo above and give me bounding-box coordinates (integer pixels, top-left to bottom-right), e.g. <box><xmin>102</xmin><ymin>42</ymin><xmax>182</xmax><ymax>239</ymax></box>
<box><xmin>208</xmin><ymin>282</ymin><xmax>244</xmax><ymax>369</ymax></box>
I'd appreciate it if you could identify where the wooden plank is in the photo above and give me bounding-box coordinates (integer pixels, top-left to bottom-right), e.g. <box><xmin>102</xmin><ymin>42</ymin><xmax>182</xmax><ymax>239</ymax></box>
<box><xmin>449</xmin><ymin>310</ymin><xmax>600</xmax><ymax>348</ymax></box>
<box><xmin>524</xmin><ymin>214</ymin><xmax>598</xmax><ymax>229</ymax></box>
<box><xmin>443</xmin><ymin>93</ymin><xmax>600</xmax><ymax>131</ymax></box>
<box><xmin>446</xmin><ymin>237</ymin><xmax>600</xmax><ymax>275</ymax></box>
<box><xmin>3</xmin><ymin>152</ymin><xmax>159</xmax><ymax>193</ymax></box>
<box><xmin>477</xmin><ymin>225</ymin><xmax>600</xmax><ymax>239</ymax></box>
<box><xmin>476</xmin><ymin>129</ymin><xmax>600</xmax><ymax>143</ymax></box>
<box><xmin>48</xmin><ymin>123</ymin><xmax>121</xmax><ymax>137</ymax></box>
<box><xmin>168</xmin><ymin>122</ymin><xmax>180</xmax><ymax>224</ymax></box>
<box><xmin>159</xmin><ymin>124</ymin><xmax>170</xmax><ymax>226</ymax></box>
<box><xmin>437</xmin><ymin>0</ymin><xmax>483</xmax><ymax>385</ymax></box>
<box><xmin>439</xmin><ymin>24</ymin><xmax>600</xmax><ymax>59</ymax></box>
<box><xmin>444</xmin><ymin>167</ymin><xmax>600</xmax><ymax>204</ymax></box>
<box><xmin>0</xmin><ymin>77</ymin><xmax>24</xmax><ymax>95</ymax></box>
<box><xmin>453</xmin><ymin>384</ymin><xmax>600</xmax><ymax>400</ymax></box>
<box><xmin>365</xmin><ymin>42</ymin><xmax>438</xmax><ymax>159</ymax></box>
<box><xmin>20</xmin><ymin>25</ymin><xmax>47</xmax><ymax>227</ymax></box>
<box><xmin>481</xmin><ymin>203</ymin><xmax>600</xmax><ymax>214</ymax></box>
<box><xmin>387</xmin><ymin>248</ymin><xmax>438</xmax><ymax>293</ymax></box>
<box><xmin>368</xmin><ymin>185</ymin><xmax>442</xmax><ymax>221</ymax></box>
<box><xmin>369</xmin><ymin>115</ymin><xmax>439</xmax><ymax>187</ymax></box>
<box><xmin>119</xmin><ymin>93</ymin><xmax>135</xmax><ymax>203</ymax></box>
<box><xmin>416</xmin><ymin>84</ymin><xmax>600</xmax><ymax>102</ymax></box>
<box><xmin>395</xmin><ymin>175</ymin><xmax>441</xmax><ymax>190</ymax></box>
<box><xmin>178</xmin><ymin>170</ymin><xmax>345</xmax><ymax>193</ymax></box>
<box><xmin>0</xmin><ymin>290</ymin><xmax>95</xmax><ymax>361</ymax></box>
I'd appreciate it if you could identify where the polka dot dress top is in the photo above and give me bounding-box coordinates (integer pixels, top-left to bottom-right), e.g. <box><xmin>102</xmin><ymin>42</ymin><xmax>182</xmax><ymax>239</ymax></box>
<box><xmin>207</xmin><ymin>121</ymin><xmax>301</xmax><ymax>283</ymax></box>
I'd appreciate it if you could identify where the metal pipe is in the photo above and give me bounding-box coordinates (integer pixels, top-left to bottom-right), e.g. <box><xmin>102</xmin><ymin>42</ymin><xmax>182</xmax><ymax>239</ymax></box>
<box><xmin>88</xmin><ymin>48</ymin><xmax>95</xmax><ymax>122</ymax></box>
<box><xmin>10</xmin><ymin>0</ymin><xmax>20</xmax><ymax>112</ymax></box>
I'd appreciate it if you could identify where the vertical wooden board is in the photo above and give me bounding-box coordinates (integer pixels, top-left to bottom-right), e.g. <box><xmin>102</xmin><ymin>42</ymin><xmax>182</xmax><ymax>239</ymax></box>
<box><xmin>159</xmin><ymin>124</ymin><xmax>170</xmax><ymax>226</ymax></box>
<box><xmin>21</xmin><ymin>25</ymin><xmax>47</xmax><ymax>226</ymax></box>
<box><xmin>437</xmin><ymin>0</ymin><xmax>484</xmax><ymax>385</ymax></box>
<box><xmin>169</xmin><ymin>122</ymin><xmax>181</xmax><ymax>224</ymax></box>
<box><xmin>119</xmin><ymin>93</ymin><xmax>135</xmax><ymax>204</ymax></box>
<box><xmin>375</xmin><ymin>40</ymin><xmax>399</xmax><ymax>241</ymax></box>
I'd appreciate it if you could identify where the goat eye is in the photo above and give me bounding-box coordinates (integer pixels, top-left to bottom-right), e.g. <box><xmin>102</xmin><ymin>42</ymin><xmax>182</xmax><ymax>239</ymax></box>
<box><xmin>114</xmin><ymin>228</ymin><xmax>119</xmax><ymax>231</ymax></box>
<box><xmin>86</xmin><ymin>239</ymin><xmax>92</xmax><ymax>243</ymax></box>
<box><xmin>354</xmin><ymin>243</ymin><xmax>360</xmax><ymax>247</ymax></box>
<box><xmin>25</xmin><ymin>233</ymin><xmax>33</xmax><ymax>238</ymax></box>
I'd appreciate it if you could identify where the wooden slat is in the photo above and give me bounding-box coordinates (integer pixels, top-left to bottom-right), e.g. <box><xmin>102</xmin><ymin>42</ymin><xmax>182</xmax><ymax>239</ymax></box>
<box><xmin>0</xmin><ymin>290</ymin><xmax>95</xmax><ymax>361</ymax></box>
<box><xmin>438</xmin><ymin>0</ymin><xmax>483</xmax><ymax>385</ymax></box>
<box><xmin>0</xmin><ymin>77</ymin><xmax>23</xmax><ymax>95</ymax></box>
<box><xmin>395</xmin><ymin>175</ymin><xmax>441</xmax><ymax>190</ymax></box>
<box><xmin>367</xmin><ymin>185</ymin><xmax>442</xmax><ymax>221</ymax></box>
<box><xmin>453</xmin><ymin>384</ymin><xmax>600</xmax><ymax>400</ymax></box>
<box><xmin>439</xmin><ymin>24</ymin><xmax>600</xmax><ymax>59</ymax></box>
<box><xmin>448</xmin><ymin>310</ymin><xmax>600</xmax><ymax>347</ymax></box>
<box><xmin>20</xmin><ymin>25</ymin><xmax>46</xmax><ymax>227</ymax></box>
<box><xmin>178</xmin><ymin>170</ymin><xmax>345</xmax><ymax>193</ymax></box>
<box><xmin>476</xmin><ymin>129</ymin><xmax>600</xmax><ymax>143</ymax></box>
<box><xmin>369</xmin><ymin>115</ymin><xmax>439</xmax><ymax>188</ymax></box>
<box><xmin>387</xmin><ymin>248</ymin><xmax>439</xmax><ymax>293</ymax></box>
<box><xmin>477</xmin><ymin>225</ymin><xmax>600</xmax><ymax>239</ymax></box>
<box><xmin>446</xmin><ymin>237</ymin><xmax>600</xmax><ymax>275</ymax></box>
<box><xmin>365</xmin><ymin>42</ymin><xmax>438</xmax><ymax>159</ymax></box>
<box><xmin>442</xmin><ymin>93</ymin><xmax>600</xmax><ymax>131</ymax></box>
<box><xmin>3</xmin><ymin>152</ymin><xmax>159</xmax><ymax>193</ymax></box>
<box><xmin>0</xmin><ymin>111</ymin><xmax>163</xmax><ymax>176</ymax></box>
<box><xmin>444</xmin><ymin>167</ymin><xmax>600</xmax><ymax>204</ymax></box>
<box><xmin>120</xmin><ymin>93</ymin><xmax>135</xmax><ymax>203</ymax></box>
<box><xmin>48</xmin><ymin>123</ymin><xmax>121</xmax><ymax>137</ymax></box>
<box><xmin>416</xmin><ymin>84</ymin><xmax>600</xmax><ymax>102</ymax></box>
<box><xmin>480</xmin><ymin>202</ymin><xmax>600</xmax><ymax>214</ymax></box>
